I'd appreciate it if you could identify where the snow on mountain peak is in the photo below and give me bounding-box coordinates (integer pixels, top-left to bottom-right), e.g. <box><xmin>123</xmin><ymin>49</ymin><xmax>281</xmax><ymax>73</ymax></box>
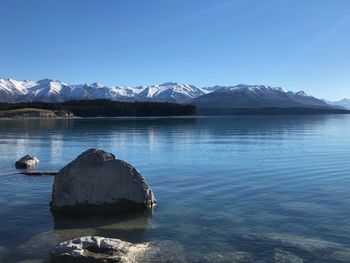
<box><xmin>296</xmin><ymin>91</ymin><xmax>311</xmax><ymax>97</ymax></box>
<box><xmin>89</xmin><ymin>82</ymin><xmax>104</xmax><ymax>88</ymax></box>
<box><xmin>0</xmin><ymin>78</ymin><xmax>207</xmax><ymax>103</ymax></box>
<box><xmin>0</xmin><ymin>77</ymin><xmax>335</xmax><ymax>108</ymax></box>
<box><xmin>191</xmin><ymin>84</ymin><xmax>333</xmax><ymax>109</ymax></box>
<box><xmin>211</xmin><ymin>85</ymin><xmax>290</xmax><ymax>97</ymax></box>
<box><xmin>232</xmin><ymin>84</ymin><xmax>288</xmax><ymax>92</ymax></box>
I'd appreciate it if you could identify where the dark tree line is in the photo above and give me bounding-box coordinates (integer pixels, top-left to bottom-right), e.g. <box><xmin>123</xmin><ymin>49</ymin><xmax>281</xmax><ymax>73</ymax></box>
<box><xmin>0</xmin><ymin>99</ymin><xmax>196</xmax><ymax>117</ymax></box>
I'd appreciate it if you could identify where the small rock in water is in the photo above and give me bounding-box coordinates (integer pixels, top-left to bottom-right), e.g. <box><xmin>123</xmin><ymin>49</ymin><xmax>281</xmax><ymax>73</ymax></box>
<box><xmin>50</xmin><ymin>148</ymin><xmax>156</xmax><ymax>213</ymax></box>
<box><xmin>15</xmin><ymin>155</ymin><xmax>39</xmax><ymax>169</ymax></box>
<box><xmin>51</xmin><ymin>236</ymin><xmax>186</xmax><ymax>263</ymax></box>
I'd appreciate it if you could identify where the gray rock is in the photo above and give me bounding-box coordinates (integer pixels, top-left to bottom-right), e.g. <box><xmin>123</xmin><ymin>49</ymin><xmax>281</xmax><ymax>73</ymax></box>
<box><xmin>274</xmin><ymin>249</ymin><xmax>303</xmax><ymax>263</ymax></box>
<box><xmin>51</xmin><ymin>236</ymin><xmax>186</xmax><ymax>263</ymax></box>
<box><xmin>15</xmin><ymin>155</ymin><xmax>39</xmax><ymax>169</ymax></box>
<box><xmin>50</xmin><ymin>148</ymin><xmax>156</xmax><ymax>212</ymax></box>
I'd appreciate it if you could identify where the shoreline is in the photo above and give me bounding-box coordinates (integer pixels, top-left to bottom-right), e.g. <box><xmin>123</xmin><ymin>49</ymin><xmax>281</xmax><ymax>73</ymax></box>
<box><xmin>1</xmin><ymin>105</ymin><xmax>350</xmax><ymax>120</ymax></box>
<box><xmin>1</xmin><ymin>113</ymin><xmax>350</xmax><ymax>120</ymax></box>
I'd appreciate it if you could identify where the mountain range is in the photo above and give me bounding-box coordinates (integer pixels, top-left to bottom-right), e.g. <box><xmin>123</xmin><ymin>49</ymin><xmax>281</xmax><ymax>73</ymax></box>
<box><xmin>324</xmin><ymin>99</ymin><xmax>350</xmax><ymax>110</ymax></box>
<box><xmin>0</xmin><ymin>78</ymin><xmax>207</xmax><ymax>104</ymax></box>
<box><xmin>191</xmin><ymin>85</ymin><xmax>332</xmax><ymax>109</ymax></box>
<box><xmin>0</xmin><ymin>78</ymin><xmax>347</xmax><ymax>110</ymax></box>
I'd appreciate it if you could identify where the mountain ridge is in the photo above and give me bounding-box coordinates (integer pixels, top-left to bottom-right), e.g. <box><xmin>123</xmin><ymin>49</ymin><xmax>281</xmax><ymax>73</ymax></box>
<box><xmin>0</xmin><ymin>78</ymin><xmax>206</xmax><ymax>103</ymax></box>
<box><xmin>191</xmin><ymin>85</ymin><xmax>333</xmax><ymax>109</ymax></box>
<box><xmin>0</xmin><ymin>77</ymin><xmax>341</xmax><ymax>109</ymax></box>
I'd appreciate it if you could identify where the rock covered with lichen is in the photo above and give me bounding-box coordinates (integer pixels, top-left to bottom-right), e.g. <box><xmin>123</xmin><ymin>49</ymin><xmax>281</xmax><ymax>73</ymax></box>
<box><xmin>50</xmin><ymin>148</ymin><xmax>156</xmax><ymax>212</ymax></box>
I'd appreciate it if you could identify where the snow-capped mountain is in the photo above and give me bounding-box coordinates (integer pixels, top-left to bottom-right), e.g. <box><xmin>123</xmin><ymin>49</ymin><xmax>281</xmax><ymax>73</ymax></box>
<box><xmin>325</xmin><ymin>99</ymin><xmax>350</xmax><ymax>110</ymax></box>
<box><xmin>0</xmin><ymin>78</ymin><xmax>205</xmax><ymax>103</ymax></box>
<box><xmin>191</xmin><ymin>84</ymin><xmax>333</xmax><ymax>109</ymax></box>
<box><xmin>0</xmin><ymin>78</ymin><xmax>36</xmax><ymax>102</ymax></box>
<box><xmin>0</xmin><ymin>78</ymin><xmax>340</xmax><ymax>109</ymax></box>
<box><xmin>134</xmin><ymin>82</ymin><xmax>206</xmax><ymax>103</ymax></box>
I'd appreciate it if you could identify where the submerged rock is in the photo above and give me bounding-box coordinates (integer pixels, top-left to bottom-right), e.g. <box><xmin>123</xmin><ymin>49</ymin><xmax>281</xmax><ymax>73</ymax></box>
<box><xmin>245</xmin><ymin>233</ymin><xmax>350</xmax><ymax>262</ymax></box>
<box><xmin>18</xmin><ymin>231</ymin><xmax>61</xmax><ymax>260</ymax></box>
<box><xmin>329</xmin><ymin>250</ymin><xmax>350</xmax><ymax>261</ymax></box>
<box><xmin>245</xmin><ymin>233</ymin><xmax>345</xmax><ymax>253</ymax></box>
<box><xmin>50</xmin><ymin>148</ymin><xmax>156</xmax><ymax>212</ymax></box>
<box><xmin>0</xmin><ymin>246</ymin><xmax>9</xmax><ymax>261</ymax></box>
<box><xmin>195</xmin><ymin>251</ymin><xmax>255</xmax><ymax>263</ymax></box>
<box><xmin>51</xmin><ymin>236</ymin><xmax>186</xmax><ymax>263</ymax></box>
<box><xmin>15</xmin><ymin>155</ymin><xmax>39</xmax><ymax>169</ymax></box>
<box><xmin>274</xmin><ymin>249</ymin><xmax>303</xmax><ymax>263</ymax></box>
<box><xmin>263</xmin><ymin>233</ymin><xmax>344</xmax><ymax>253</ymax></box>
<box><xmin>52</xmin><ymin>212</ymin><xmax>151</xmax><ymax>242</ymax></box>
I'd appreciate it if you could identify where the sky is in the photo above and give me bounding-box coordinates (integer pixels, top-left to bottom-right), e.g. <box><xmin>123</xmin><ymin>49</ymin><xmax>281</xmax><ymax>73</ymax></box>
<box><xmin>0</xmin><ymin>0</ymin><xmax>350</xmax><ymax>100</ymax></box>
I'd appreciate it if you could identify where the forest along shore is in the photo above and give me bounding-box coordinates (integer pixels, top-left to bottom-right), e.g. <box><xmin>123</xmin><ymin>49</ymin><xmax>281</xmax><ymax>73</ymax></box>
<box><xmin>0</xmin><ymin>100</ymin><xmax>196</xmax><ymax>117</ymax></box>
<box><xmin>1</xmin><ymin>99</ymin><xmax>349</xmax><ymax>118</ymax></box>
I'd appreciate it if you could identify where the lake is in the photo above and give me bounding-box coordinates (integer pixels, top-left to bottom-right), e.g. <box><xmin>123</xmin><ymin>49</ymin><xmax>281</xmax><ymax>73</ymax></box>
<box><xmin>1</xmin><ymin>115</ymin><xmax>350</xmax><ymax>262</ymax></box>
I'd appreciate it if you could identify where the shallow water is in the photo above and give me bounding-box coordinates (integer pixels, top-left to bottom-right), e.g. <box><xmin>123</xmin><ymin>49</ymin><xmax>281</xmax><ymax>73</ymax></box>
<box><xmin>1</xmin><ymin>115</ymin><xmax>350</xmax><ymax>262</ymax></box>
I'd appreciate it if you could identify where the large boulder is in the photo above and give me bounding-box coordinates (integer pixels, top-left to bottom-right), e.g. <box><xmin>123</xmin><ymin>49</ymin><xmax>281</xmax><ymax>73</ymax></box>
<box><xmin>15</xmin><ymin>155</ymin><xmax>39</xmax><ymax>169</ymax></box>
<box><xmin>50</xmin><ymin>148</ymin><xmax>156</xmax><ymax>212</ymax></box>
<box><xmin>51</xmin><ymin>236</ymin><xmax>186</xmax><ymax>263</ymax></box>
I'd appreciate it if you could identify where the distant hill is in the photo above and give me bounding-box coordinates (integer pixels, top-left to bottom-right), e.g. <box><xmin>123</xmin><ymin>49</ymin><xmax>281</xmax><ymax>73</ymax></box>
<box><xmin>191</xmin><ymin>85</ymin><xmax>334</xmax><ymax>109</ymax></box>
<box><xmin>325</xmin><ymin>99</ymin><xmax>350</xmax><ymax>110</ymax></box>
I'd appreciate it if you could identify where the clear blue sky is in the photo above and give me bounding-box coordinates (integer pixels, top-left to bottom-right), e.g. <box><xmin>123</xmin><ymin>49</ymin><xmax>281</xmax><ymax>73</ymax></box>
<box><xmin>1</xmin><ymin>0</ymin><xmax>349</xmax><ymax>100</ymax></box>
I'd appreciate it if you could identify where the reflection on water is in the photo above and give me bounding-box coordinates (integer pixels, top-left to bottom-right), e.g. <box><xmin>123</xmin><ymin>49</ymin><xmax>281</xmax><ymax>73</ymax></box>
<box><xmin>1</xmin><ymin>115</ymin><xmax>350</xmax><ymax>262</ymax></box>
<box><xmin>53</xmin><ymin>211</ymin><xmax>152</xmax><ymax>240</ymax></box>
<box><xmin>14</xmin><ymin>212</ymin><xmax>152</xmax><ymax>262</ymax></box>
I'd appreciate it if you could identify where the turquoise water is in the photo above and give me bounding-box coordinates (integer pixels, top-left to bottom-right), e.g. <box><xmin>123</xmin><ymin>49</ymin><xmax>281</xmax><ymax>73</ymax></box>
<box><xmin>1</xmin><ymin>116</ymin><xmax>350</xmax><ymax>262</ymax></box>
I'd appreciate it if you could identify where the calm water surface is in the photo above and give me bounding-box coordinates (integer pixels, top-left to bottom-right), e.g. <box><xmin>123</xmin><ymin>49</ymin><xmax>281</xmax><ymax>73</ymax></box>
<box><xmin>1</xmin><ymin>115</ymin><xmax>350</xmax><ymax>262</ymax></box>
